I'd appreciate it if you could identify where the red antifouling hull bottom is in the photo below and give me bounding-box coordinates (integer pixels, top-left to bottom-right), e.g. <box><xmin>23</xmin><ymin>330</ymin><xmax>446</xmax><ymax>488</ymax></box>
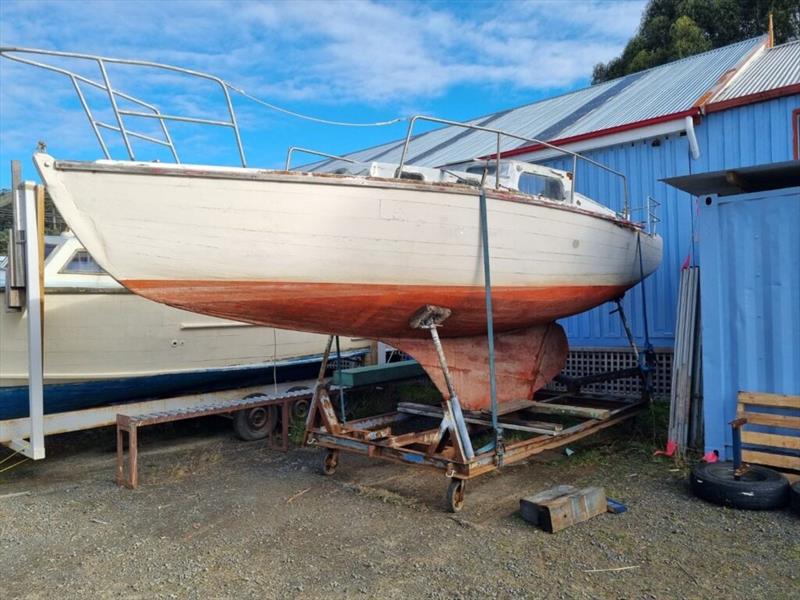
<box><xmin>122</xmin><ymin>279</ymin><xmax>626</xmax><ymax>339</ymax></box>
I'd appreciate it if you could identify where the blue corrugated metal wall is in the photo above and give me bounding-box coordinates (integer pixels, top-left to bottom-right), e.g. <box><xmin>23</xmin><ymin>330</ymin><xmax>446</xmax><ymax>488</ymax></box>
<box><xmin>698</xmin><ymin>187</ymin><xmax>800</xmax><ymax>459</ymax></box>
<box><xmin>543</xmin><ymin>93</ymin><xmax>799</xmax><ymax>348</ymax></box>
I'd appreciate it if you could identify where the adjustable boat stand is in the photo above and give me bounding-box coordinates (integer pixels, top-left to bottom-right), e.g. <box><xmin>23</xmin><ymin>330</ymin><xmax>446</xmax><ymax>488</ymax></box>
<box><xmin>303</xmin><ymin>307</ymin><xmax>645</xmax><ymax>512</ymax></box>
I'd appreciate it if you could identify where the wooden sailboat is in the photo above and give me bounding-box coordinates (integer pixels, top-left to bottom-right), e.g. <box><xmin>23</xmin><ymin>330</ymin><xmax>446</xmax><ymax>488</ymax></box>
<box><xmin>34</xmin><ymin>154</ymin><xmax>662</xmax><ymax>410</ymax></box>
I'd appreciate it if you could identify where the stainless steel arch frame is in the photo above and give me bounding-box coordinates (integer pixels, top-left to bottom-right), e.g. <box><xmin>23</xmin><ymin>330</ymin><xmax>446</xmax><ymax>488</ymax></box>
<box><xmin>396</xmin><ymin>115</ymin><xmax>631</xmax><ymax>217</ymax></box>
<box><xmin>0</xmin><ymin>46</ymin><xmax>246</xmax><ymax>167</ymax></box>
<box><xmin>2</xmin><ymin>47</ymin><xmax>630</xmax><ymax>217</ymax></box>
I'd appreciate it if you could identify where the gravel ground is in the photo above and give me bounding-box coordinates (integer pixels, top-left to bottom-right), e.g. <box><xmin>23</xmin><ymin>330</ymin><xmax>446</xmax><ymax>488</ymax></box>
<box><xmin>0</xmin><ymin>416</ymin><xmax>798</xmax><ymax>599</ymax></box>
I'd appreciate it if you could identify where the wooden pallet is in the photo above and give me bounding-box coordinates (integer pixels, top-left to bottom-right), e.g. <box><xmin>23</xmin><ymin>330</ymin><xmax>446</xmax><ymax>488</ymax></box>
<box><xmin>736</xmin><ymin>391</ymin><xmax>800</xmax><ymax>475</ymax></box>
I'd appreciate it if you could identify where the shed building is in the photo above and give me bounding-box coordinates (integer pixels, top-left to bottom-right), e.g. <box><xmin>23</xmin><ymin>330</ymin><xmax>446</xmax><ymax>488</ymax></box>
<box><xmin>665</xmin><ymin>164</ymin><xmax>799</xmax><ymax>460</ymax></box>
<box><xmin>309</xmin><ymin>36</ymin><xmax>800</xmax><ymax>399</ymax></box>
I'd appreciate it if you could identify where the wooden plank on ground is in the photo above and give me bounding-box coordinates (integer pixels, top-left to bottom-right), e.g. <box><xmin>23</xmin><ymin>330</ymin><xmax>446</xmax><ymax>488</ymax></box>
<box><xmin>344</xmin><ymin>426</ymin><xmax>391</xmax><ymax>441</ymax></box>
<box><xmin>742</xmin><ymin>449</ymin><xmax>800</xmax><ymax>471</ymax></box>
<box><xmin>525</xmin><ymin>401</ymin><xmax>610</xmax><ymax>420</ymax></box>
<box><xmin>737</xmin><ymin>412</ymin><xmax>800</xmax><ymax>429</ymax></box>
<box><xmin>520</xmin><ymin>485</ymin><xmax>607</xmax><ymax>533</ymax></box>
<box><xmin>742</xmin><ymin>431</ymin><xmax>800</xmax><ymax>450</ymax></box>
<box><xmin>738</xmin><ymin>391</ymin><xmax>800</xmax><ymax>409</ymax></box>
<box><xmin>484</xmin><ymin>399</ymin><xmax>537</xmax><ymax>416</ymax></box>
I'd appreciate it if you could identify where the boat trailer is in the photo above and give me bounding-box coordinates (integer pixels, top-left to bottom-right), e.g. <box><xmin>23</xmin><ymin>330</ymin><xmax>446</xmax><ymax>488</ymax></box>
<box><xmin>304</xmin><ymin>317</ymin><xmax>648</xmax><ymax>512</ymax></box>
<box><xmin>304</xmin><ymin>188</ymin><xmax>654</xmax><ymax>511</ymax></box>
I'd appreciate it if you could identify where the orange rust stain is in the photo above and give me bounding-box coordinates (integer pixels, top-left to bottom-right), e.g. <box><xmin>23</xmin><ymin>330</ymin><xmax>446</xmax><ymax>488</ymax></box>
<box><xmin>386</xmin><ymin>323</ymin><xmax>568</xmax><ymax>411</ymax></box>
<box><xmin>122</xmin><ymin>279</ymin><xmax>629</xmax><ymax>339</ymax></box>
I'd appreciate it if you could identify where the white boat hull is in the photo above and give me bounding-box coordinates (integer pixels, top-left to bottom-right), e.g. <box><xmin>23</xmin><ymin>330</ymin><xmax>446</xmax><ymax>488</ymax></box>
<box><xmin>35</xmin><ymin>155</ymin><xmax>662</xmax><ymax>340</ymax></box>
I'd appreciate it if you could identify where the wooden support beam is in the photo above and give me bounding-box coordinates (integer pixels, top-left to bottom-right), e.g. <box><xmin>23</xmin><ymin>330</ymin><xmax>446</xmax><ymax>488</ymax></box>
<box><xmin>742</xmin><ymin>431</ymin><xmax>800</xmax><ymax>450</ymax></box>
<box><xmin>385</xmin><ymin>428</ymin><xmax>441</xmax><ymax>448</ymax></box>
<box><xmin>344</xmin><ymin>426</ymin><xmax>391</xmax><ymax>441</ymax></box>
<box><xmin>737</xmin><ymin>412</ymin><xmax>800</xmax><ymax>429</ymax></box>
<box><xmin>524</xmin><ymin>401</ymin><xmax>610</xmax><ymax>420</ymax></box>
<box><xmin>738</xmin><ymin>391</ymin><xmax>800</xmax><ymax>409</ymax></box>
<box><xmin>520</xmin><ymin>485</ymin><xmax>607</xmax><ymax>533</ymax></box>
<box><xmin>741</xmin><ymin>450</ymin><xmax>800</xmax><ymax>472</ymax></box>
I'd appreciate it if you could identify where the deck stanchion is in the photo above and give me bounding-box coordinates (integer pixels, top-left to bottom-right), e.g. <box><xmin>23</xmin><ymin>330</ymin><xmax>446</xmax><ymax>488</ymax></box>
<box><xmin>479</xmin><ymin>189</ymin><xmax>502</xmax><ymax>460</ymax></box>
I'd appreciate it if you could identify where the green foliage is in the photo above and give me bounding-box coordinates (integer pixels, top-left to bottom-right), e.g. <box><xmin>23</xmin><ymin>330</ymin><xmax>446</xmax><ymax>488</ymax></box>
<box><xmin>593</xmin><ymin>0</ymin><xmax>800</xmax><ymax>83</ymax></box>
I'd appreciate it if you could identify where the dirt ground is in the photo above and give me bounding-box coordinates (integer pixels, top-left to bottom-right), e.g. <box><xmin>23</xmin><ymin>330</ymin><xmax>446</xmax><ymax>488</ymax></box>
<box><xmin>1</xmin><ymin>411</ymin><xmax>798</xmax><ymax>600</ymax></box>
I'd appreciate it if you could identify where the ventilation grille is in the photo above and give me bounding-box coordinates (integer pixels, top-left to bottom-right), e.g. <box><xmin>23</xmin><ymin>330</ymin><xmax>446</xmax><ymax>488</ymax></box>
<box><xmin>549</xmin><ymin>348</ymin><xmax>673</xmax><ymax>399</ymax></box>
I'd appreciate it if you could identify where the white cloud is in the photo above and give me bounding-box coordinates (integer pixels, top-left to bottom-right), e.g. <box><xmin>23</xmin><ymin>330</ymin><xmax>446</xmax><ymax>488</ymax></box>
<box><xmin>0</xmin><ymin>0</ymin><xmax>645</xmax><ymax>167</ymax></box>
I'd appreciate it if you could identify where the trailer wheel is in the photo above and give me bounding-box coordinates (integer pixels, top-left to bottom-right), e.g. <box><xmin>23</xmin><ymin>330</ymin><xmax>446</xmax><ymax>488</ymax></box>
<box><xmin>447</xmin><ymin>479</ymin><xmax>466</xmax><ymax>513</ymax></box>
<box><xmin>232</xmin><ymin>403</ymin><xmax>279</xmax><ymax>441</ymax></box>
<box><xmin>291</xmin><ymin>398</ymin><xmax>311</xmax><ymax>421</ymax></box>
<box><xmin>791</xmin><ymin>481</ymin><xmax>800</xmax><ymax>516</ymax></box>
<box><xmin>322</xmin><ymin>450</ymin><xmax>339</xmax><ymax>476</ymax></box>
<box><xmin>689</xmin><ymin>461</ymin><xmax>789</xmax><ymax>510</ymax></box>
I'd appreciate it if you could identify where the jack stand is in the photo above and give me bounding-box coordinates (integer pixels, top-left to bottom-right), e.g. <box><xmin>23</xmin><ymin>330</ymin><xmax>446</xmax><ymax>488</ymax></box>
<box><xmin>409</xmin><ymin>305</ymin><xmax>475</xmax><ymax>462</ymax></box>
<box><xmin>554</xmin><ymin>296</ymin><xmax>656</xmax><ymax>402</ymax></box>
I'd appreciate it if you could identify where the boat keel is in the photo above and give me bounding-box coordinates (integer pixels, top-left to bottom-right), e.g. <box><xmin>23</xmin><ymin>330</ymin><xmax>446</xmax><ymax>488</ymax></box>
<box><xmin>385</xmin><ymin>322</ymin><xmax>568</xmax><ymax>411</ymax></box>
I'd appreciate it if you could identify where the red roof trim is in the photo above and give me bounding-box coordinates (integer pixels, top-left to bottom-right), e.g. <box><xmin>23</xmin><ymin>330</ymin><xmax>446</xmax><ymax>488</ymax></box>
<box><xmin>704</xmin><ymin>83</ymin><xmax>800</xmax><ymax>113</ymax></box>
<box><xmin>498</xmin><ymin>108</ymin><xmax>700</xmax><ymax>159</ymax></box>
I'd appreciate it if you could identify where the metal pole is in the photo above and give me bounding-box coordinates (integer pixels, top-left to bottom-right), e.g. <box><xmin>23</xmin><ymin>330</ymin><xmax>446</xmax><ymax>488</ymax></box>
<box><xmin>22</xmin><ymin>182</ymin><xmax>45</xmax><ymax>459</ymax></box>
<box><xmin>97</xmin><ymin>59</ymin><xmax>135</xmax><ymax>160</ymax></box>
<box><xmin>479</xmin><ymin>189</ymin><xmax>502</xmax><ymax>453</ymax></box>
<box><xmin>218</xmin><ymin>82</ymin><xmax>247</xmax><ymax>167</ymax></box>
<box><xmin>335</xmin><ymin>335</ymin><xmax>346</xmax><ymax>422</ymax></box>
<box><xmin>731</xmin><ymin>420</ymin><xmax>744</xmax><ymax>479</ymax></box>
<box><xmin>428</xmin><ymin>325</ymin><xmax>474</xmax><ymax>460</ymax></box>
<box><xmin>571</xmin><ymin>155</ymin><xmax>577</xmax><ymax>203</ymax></box>
<box><xmin>495</xmin><ymin>132</ymin><xmax>501</xmax><ymax>190</ymax></box>
<box><xmin>396</xmin><ymin>115</ymin><xmax>419</xmax><ymax>176</ymax></box>
<box><xmin>70</xmin><ymin>77</ymin><xmax>111</xmax><ymax>159</ymax></box>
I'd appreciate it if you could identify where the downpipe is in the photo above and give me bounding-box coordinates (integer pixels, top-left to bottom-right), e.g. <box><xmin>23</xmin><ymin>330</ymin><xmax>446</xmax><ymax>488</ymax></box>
<box><xmin>684</xmin><ymin>116</ymin><xmax>700</xmax><ymax>160</ymax></box>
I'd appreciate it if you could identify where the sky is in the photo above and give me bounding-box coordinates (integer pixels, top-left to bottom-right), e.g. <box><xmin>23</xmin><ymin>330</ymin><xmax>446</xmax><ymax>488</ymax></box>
<box><xmin>0</xmin><ymin>0</ymin><xmax>647</xmax><ymax>188</ymax></box>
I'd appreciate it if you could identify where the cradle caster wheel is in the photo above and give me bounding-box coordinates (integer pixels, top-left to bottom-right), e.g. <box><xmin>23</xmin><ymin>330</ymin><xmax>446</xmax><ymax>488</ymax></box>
<box><xmin>322</xmin><ymin>450</ymin><xmax>339</xmax><ymax>476</ymax></box>
<box><xmin>447</xmin><ymin>479</ymin><xmax>466</xmax><ymax>513</ymax></box>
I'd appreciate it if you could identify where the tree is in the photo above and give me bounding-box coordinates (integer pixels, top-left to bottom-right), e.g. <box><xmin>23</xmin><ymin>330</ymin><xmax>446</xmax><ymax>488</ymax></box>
<box><xmin>592</xmin><ymin>0</ymin><xmax>800</xmax><ymax>83</ymax></box>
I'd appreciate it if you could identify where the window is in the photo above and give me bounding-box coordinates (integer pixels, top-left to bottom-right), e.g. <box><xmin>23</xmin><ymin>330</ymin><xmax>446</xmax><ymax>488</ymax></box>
<box><xmin>518</xmin><ymin>173</ymin><xmax>565</xmax><ymax>201</ymax></box>
<box><xmin>61</xmin><ymin>250</ymin><xmax>106</xmax><ymax>274</ymax></box>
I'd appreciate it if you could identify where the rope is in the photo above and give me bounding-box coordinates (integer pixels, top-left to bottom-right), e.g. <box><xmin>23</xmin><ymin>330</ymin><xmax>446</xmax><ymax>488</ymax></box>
<box><xmin>0</xmin><ymin>449</ymin><xmax>21</xmax><ymax>466</ymax></box>
<box><xmin>225</xmin><ymin>84</ymin><xmax>408</xmax><ymax>128</ymax></box>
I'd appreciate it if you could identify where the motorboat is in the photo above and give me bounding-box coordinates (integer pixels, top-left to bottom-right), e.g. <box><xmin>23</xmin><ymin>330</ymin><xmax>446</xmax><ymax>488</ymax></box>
<box><xmin>0</xmin><ymin>232</ymin><xmax>367</xmax><ymax>420</ymax></box>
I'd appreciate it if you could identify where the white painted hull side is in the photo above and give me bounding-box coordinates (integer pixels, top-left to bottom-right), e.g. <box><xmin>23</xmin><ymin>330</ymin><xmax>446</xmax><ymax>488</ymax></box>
<box><xmin>35</xmin><ymin>155</ymin><xmax>662</xmax><ymax>339</ymax></box>
<box><xmin>37</xmin><ymin>156</ymin><xmax>661</xmax><ymax>287</ymax></box>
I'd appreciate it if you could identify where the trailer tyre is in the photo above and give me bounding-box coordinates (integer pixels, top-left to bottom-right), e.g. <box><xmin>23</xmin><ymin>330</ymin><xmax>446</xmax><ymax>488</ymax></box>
<box><xmin>689</xmin><ymin>462</ymin><xmax>789</xmax><ymax>510</ymax></box>
<box><xmin>232</xmin><ymin>404</ymin><xmax>279</xmax><ymax>441</ymax></box>
<box><xmin>791</xmin><ymin>481</ymin><xmax>800</xmax><ymax>516</ymax></box>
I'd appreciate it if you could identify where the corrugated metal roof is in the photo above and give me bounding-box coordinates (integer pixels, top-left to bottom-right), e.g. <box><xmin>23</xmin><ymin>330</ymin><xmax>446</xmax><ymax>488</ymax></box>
<box><xmin>713</xmin><ymin>40</ymin><xmax>800</xmax><ymax>102</ymax></box>
<box><xmin>311</xmin><ymin>36</ymin><xmax>766</xmax><ymax>171</ymax></box>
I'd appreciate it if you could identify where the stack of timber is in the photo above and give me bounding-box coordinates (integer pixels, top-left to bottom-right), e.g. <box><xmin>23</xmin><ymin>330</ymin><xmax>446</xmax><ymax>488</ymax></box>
<box><xmin>668</xmin><ymin>266</ymin><xmax>701</xmax><ymax>456</ymax></box>
<box><xmin>736</xmin><ymin>392</ymin><xmax>800</xmax><ymax>475</ymax></box>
